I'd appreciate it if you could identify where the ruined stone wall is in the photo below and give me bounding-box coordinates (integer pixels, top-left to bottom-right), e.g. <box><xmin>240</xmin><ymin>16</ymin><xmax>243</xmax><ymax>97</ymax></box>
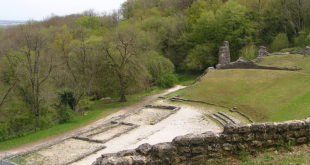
<box><xmin>93</xmin><ymin>118</ymin><xmax>310</xmax><ymax>165</ymax></box>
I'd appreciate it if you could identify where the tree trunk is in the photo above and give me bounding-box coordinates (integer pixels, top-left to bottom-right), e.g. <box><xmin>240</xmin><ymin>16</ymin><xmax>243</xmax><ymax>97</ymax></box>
<box><xmin>118</xmin><ymin>74</ymin><xmax>127</xmax><ymax>102</ymax></box>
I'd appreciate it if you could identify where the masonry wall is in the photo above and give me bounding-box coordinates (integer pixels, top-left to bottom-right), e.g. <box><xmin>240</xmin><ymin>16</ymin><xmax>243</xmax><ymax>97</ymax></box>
<box><xmin>93</xmin><ymin>118</ymin><xmax>310</xmax><ymax>165</ymax></box>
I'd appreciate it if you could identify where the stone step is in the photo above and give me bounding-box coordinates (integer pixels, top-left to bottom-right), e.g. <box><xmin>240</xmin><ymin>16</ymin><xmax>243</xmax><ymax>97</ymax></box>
<box><xmin>210</xmin><ymin>114</ymin><xmax>227</xmax><ymax>126</ymax></box>
<box><xmin>213</xmin><ymin>113</ymin><xmax>231</xmax><ymax>125</ymax></box>
<box><xmin>217</xmin><ymin>112</ymin><xmax>238</xmax><ymax>124</ymax></box>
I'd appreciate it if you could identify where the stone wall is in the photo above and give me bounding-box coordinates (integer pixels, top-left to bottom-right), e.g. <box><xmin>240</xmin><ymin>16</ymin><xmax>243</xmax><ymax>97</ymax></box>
<box><xmin>93</xmin><ymin>118</ymin><xmax>310</xmax><ymax>165</ymax></box>
<box><xmin>216</xmin><ymin>57</ymin><xmax>300</xmax><ymax>71</ymax></box>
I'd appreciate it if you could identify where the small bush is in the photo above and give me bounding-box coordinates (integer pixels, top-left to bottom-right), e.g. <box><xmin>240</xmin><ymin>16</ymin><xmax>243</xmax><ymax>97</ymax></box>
<box><xmin>58</xmin><ymin>105</ymin><xmax>74</xmax><ymax>124</ymax></box>
<box><xmin>271</xmin><ymin>33</ymin><xmax>289</xmax><ymax>52</ymax></box>
<box><xmin>241</xmin><ymin>43</ymin><xmax>257</xmax><ymax>60</ymax></box>
<box><xmin>59</xmin><ymin>89</ymin><xmax>77</xmax><ymax>110</ymax></box>
<box><xmin>294</xmin><ymin>30</ymin><xmax>310</xmax><ymax>47</ymax></box>
<box><xmin>155</xmin><ymin>73</ymin><xmax>178</xmax><ymax>88</ymax></box>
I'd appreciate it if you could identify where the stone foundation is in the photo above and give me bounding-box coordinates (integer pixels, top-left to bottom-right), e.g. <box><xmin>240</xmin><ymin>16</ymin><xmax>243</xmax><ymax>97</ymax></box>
<box><xmin>93</xmin><ymin>118</ymin><xmax>310</xmax><ymax>165</ymax></box>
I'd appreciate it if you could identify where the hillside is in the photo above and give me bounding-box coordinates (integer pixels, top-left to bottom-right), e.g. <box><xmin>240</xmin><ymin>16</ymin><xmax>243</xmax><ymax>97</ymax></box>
<box><xmin>181</xmin><ymin>54</ymin><xmax>310</xmax><ymax>122</ymax></box>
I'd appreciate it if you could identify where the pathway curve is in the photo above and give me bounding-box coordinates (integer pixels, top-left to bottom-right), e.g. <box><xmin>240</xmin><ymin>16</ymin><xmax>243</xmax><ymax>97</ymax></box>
<box><xmin>0</xmin><ymin>85</ymin><xmax>186</xmax><ymax>159</ymax></box>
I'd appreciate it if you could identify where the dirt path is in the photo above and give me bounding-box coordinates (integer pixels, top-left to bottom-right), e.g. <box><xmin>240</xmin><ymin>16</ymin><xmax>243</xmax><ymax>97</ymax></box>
<box><xmin>0</xmin><ymin>85</ymin><xmax>186</xmax><ymax>159</ymax></box>
<box><xmin>72</xmin><ymin>100</ymin><xmax>222</xmax><ymax>165</ymax></box>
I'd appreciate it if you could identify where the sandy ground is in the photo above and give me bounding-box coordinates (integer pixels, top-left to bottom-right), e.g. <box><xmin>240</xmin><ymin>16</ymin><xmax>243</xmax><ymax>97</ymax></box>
<box><xmin>121</xmin><ymin>108</ymin><xmax>173</xmax><ymax>125</ymax></box>
<box><xmin>21</xmin><ymin>139</ymin><xmax>104</xmax><ymax>165</ymax></box>
<box><xmin>72</xmin><ymin>100</ymin><xmax>222</xmax><ymax>165</ymax></box>
<box><xmin>90</xmin><ymin>125</ymin><xmax>133</xmax><ymax>142</ymax></box>
<box><xmin>0</xmin><ymin>86</ymin><xmax>185</xmax><ymax>159</ymax></box>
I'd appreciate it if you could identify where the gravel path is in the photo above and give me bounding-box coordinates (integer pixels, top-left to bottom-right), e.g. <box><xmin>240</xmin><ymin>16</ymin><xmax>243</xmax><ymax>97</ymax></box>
<box><xmin>21</xmin><ymin>139</ymin><xmax>105</xmax><ymax>165</ymax></box>
<box><xmin>0</xmin><ymin>86</ymin><xmax>186</xmax><ymax>159</ymax></box>
<box><xmin>72</xmin><ymin>100</ymin><xmax>222</xmax><ymax>165</ymax></box>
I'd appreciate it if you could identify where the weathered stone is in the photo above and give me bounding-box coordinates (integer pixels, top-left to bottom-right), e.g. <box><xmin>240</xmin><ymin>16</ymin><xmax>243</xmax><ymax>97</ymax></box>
<box><xmin>93</xmin><ymin>118</ymin><xmax>310</xmax><ymax>165</ymax></box>
<box><xmin>131</xmin><ymin>156</ymin><xmax>147</xmax><ymax>165</ymax></box>
<box><xmin>117</xmin><ymin>150</ymin><xmax>136</xmax><ymax>157</ymax></box>
<box><xmin>173</xmin><ymin>134</ymin><xmax>192</xmax><ymax>146</ymax></box>
<box><xmin>202</xmin><ymin>131</ymin><xmax>218</xmax><ymax>142</ymax></box>
<box><xmin>258</xmin><ymin>46</ymin><xmax>269</xmax><ymax>57</ymax></box>
<box><xmin>223</xmin><ymin>124</ymin><xmax>238</xmax><ymax>134</ymax></box>
<box><xmin>296</xmin><ymin>137</ymin><xmax>307</xmax><ymax>144</ymax></box>
<box><xmin>136</xmin><ymin>143</ymin><xmax>152</xmax><ymax>155</ymax></box>
<box><xmin>223</xmin><ymin>143</ymin><xmax>233</xmax><ymax>151</ymax></box>
<box><xmin>237</xmin><ymin>124</ymin><xmax>251</xmax><ymax>133</ymax></box>
<box><xmin>191</xmin><ymin>146</ymin><xmax>205</xmax><ymax>154</ymax></box>
<box><xmin>217</xmin><ymin>41</ymin><xmax>231</xmax><ymax>65</ymax></box>
<box><xmin>251</xmin><ymin>123</ymin><xmax>266</xmax><ymax>132</ymax></box>
<box><xmin>288</xmin><ymin>120</ymin><xmax>305</xmax><ymax>130</ymax></box>
<box><xmin>252</xmin><ymin>141</ymin><xmax>263</xmax><ymax>147</ymax></box>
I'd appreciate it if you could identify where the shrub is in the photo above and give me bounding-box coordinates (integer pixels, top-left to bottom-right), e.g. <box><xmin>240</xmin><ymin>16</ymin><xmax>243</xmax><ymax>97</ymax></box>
<box><xmin>155</xmin><ymin>73</ymin><xmax>178</xmax><ymax>88</ymax></box>
<box><xmin>271</xmin><ymin>33</ymin><xmax>289</xmax><ymax>52</ymax></box>
<box><xmin>241</xmin><ymin>43</ymin><xmax>257</xmax><ymax>60</ymax></box>
<box><xmin>59</xmin><ymin>89</ymin><xmax>77</xmax><ymax>110</ymax></box>
<box><xmin>57</xmin><ymin>105</ymin><xmax>74</xmax><ymax>124</ymax></box>
<box><xmin>294</xmin><ymin>30</ymin><xmax>310</xmax><ymax>47</ymax></box>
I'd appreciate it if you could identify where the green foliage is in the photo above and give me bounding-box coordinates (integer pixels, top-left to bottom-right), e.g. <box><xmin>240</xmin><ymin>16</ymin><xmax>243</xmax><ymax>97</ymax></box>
<box><xmin>76</xmin><ymin>16</ymin><xmax>101</xmax><ymax>30</ymax></box>
<box><xmin>271</xmin><ymin>33</ymin><xmax>289</xmax><ymax>52</ymax></box>
<box><xmin>294</xmin><ymin>29</ymin><xmax>310</xmax><ymax>47</ymax></box>
<box><xmin>184</xmin><ymin>44</ymin><xmax>216</xmax><ymax>71</ymax></box>
<box><xmin>241</xmin><ymin>43</ymin><xmax>257</xmax><ymax>60</ymax></box>
<box><xmin>145</xmin><ymin>51</ymin><xmax>175</xmax><ymax>82</ymax></box>
<box><xmin>57</xmin><ymin>105</ymin><xmax>74</xmax><ymax>124</ymax></box>
<box><xmin>155</xmin><ymin>73</ymin><xmax>178</xmax><ymax>88</ymax></box>
<box><xmin>59</xmin><ymin>89</ymin><xmax>77</xmax><ymax>110</ymax></box>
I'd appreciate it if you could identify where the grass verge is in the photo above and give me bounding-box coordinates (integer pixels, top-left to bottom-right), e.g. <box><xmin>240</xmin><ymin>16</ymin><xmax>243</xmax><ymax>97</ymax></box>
<box><xmin>0</xmin><ymin>87</ymin><xmax>164</xmax><ymax>150</ymax></box>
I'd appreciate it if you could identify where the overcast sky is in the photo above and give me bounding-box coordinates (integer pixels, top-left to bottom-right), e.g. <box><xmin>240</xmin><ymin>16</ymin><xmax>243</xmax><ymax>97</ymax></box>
<box><xmin>0</xmin><ymin>0</ymin><xmax>127</xmax><ymax>21</ymax></box>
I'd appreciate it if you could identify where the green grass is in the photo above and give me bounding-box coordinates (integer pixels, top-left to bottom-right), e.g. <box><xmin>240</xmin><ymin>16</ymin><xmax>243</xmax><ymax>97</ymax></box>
<box><xmin>176</xmin><ymin>73</ymin><xmax>198</xmax><ymax>86</ymax></box>
<box><xmin>207</xmin><ymin>144</ymin><xmax>310</xmax><ymax>165</ymax></box>
<box><xmin>0</xmin><ymin>87</ymin><xmax>164</xmax><ymax>150</ymax></box>
<box><xmin>181</xmin><ymin>55</ymin><xmax>310</xmax><ymax>122</ymax></box>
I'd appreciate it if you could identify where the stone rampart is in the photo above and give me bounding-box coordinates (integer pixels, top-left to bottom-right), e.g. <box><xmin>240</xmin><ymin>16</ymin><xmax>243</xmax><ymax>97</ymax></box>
<box><xmin>93</xmin><ymin>118</ymin><xmax>310</xmax><ymax>165</ymax></box>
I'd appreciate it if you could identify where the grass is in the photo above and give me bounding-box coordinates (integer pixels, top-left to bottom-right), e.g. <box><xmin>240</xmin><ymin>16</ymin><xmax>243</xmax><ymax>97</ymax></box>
<box><xmin>181</xmin><ymin>55</ymin><xmax>310</xmax><ymax>122</ymax></box>
<box><xmin>176</xmin><ymin>73</ymin><xmax>198</xmax><ymax>86</ymax></box>
<box><xmin>0</xmin><ymin>87</ymin><xmax>164</xmax><ymax>150</ymax></box>
<box><xmin>206</xmin><ymin>144</ymin><xmax>310</xmax><ymax>165</ymax></box>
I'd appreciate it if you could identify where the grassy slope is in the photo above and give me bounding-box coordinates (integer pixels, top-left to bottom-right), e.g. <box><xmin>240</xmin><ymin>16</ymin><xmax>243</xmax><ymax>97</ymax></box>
<box><xmin>207</xmin><ymin>144</ymin><xmax>310</xmax><ymax>165</ymax></box>
<box><xmin>0</xmin><ymin>87</ymin><xmax>163</xmax><ymax>150</ymax></box>
<box><xmin>182</xmin><ymin>55</ymin><xmax>310</xmax><ymax>122</ymax></box>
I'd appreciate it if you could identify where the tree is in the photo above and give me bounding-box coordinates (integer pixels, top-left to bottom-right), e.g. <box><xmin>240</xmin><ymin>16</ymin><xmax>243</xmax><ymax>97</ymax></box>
<box><xmin>100</xmin><ymin>26</ymin><xmax>148</xmax><ymax>102</ymax></box>
<box><xmin>13</xmin><ymin>23</ymin><xmax>53</xmax><ymax>129</ymax></box>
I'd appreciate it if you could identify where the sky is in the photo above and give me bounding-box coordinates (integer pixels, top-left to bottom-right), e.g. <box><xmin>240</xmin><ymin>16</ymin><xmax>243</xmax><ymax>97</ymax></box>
<box><xmin>0</xmin><ymin>0</ymin><xmax>127</xmax><ymax>21</ymax></box>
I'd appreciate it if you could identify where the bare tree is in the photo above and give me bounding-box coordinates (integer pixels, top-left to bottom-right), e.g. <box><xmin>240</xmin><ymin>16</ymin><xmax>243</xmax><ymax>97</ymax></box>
<box><xmin>15</xmin><ymin>23</ymin><xmax>53</xmax><ymax>129</ymax></box>
<box><xmin>101</xmin><ymin>27</ymin><xmax>147</xmax><ymax>102</ymax></box>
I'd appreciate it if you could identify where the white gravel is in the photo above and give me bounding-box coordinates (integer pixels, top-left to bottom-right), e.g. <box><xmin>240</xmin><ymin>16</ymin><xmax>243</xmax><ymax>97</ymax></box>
<box><xmin>71</xmin><ymin>101</ymin><xmax>222</xmax><ymax>165</ymax></box>
<box><xmin>90</xmin><ymin>125</ymin><xmax>132</xmax><ymax>142</ymax></box>
<box><xmin>21</xmin><ymin>138</ymin><xmax>104</xmax><ymax>165</ymax></box>
<box><xmin>121</xmin><ymin>108</ymin><xmax>173</xmax><ymax>125</ymax></box>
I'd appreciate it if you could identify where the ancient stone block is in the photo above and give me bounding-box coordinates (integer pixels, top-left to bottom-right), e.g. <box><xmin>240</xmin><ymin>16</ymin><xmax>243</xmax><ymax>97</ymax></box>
<box><xmin>218</xmin><ymin>41</ymin><xmax>231</xmax><ymax>65</ymax></box>
<box><xmin>251</xmin><ymin>123</ymin><xmax>266</xmax><ymax>132</ymax></box>
<box><xmin>296</xmin><ymin>137</ymin><xmax>307</xmax><ymax>144</ymax></box>
<box><xmin>222</xmin><ymin>143</ymin><xmax>234</xmax><ymax>151</ymax></box>
<box><xmin>237</xmin><ymin>124</ymin><xmax>251</xmax><ymax>133</ymax></box>
<box><xmin>136</xmin><ymin>143</ymin><xmax>152</xmax><ymax>155</ymax></box>
<box><xmin>288</xmin><ymin>120</ymin><xmax>305</xmax><ymax>130</ymax></box>
<box><xmin>223</xmin><ymin>124</ymin><xmax>238</xmax><ymax>134</ymax></box>
<box><xmin>258</xmin><ymin>46</ymin><xmax>269</xmax><ymax>57</ymax></box>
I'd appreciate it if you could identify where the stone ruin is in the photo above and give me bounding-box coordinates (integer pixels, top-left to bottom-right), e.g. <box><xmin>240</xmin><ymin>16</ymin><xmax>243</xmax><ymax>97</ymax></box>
<box><xmin>291</xmin><ymin>46</ymin><xmax>310</xmax><ymax>55</ymax></box>
<box><xmin>258</xmin><ymin>46</ymin><xmax>269</xmax><ymax>57</ymax></box>
<box><xmin>217</xmin><ymin>41</ymin><xmax>231</xmax><ymax>66</ymax></box>
<box><xmin>93</xmin><ymin>118</ymin><xmax>310</xmax><ymax>165</ymax></box>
